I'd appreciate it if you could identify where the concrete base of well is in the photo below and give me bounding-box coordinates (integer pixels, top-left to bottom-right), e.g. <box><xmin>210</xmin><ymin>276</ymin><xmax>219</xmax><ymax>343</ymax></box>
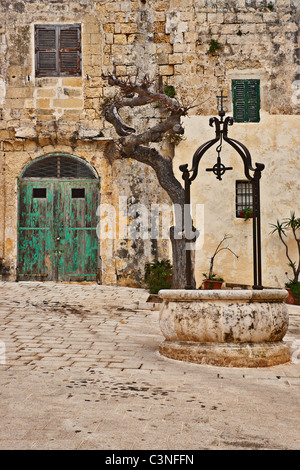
<box><xmin>159</xmin><ymin>340</ymin><xmax>290</xmax><ymax>368</ymax></box>
<box><xmin>158</xmin><ymin>289</ymin><xmax>290</xmax><ymax>368</ymax></box>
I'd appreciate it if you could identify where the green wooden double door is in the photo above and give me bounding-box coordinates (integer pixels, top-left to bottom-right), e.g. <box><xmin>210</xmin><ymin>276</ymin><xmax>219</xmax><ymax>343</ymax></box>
<box><xmin>18</xmin><ymin>179</ymin><xmax>99</xmax><ymax>281</ymax></box>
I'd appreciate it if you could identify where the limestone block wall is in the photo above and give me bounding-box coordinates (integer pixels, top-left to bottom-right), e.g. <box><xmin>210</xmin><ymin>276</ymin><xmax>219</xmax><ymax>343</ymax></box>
<box><xmin>0</xmin><ymin>0</ymin><xmax>172</xmax><ymax>283</ymax></box>
<box><xmin>0</xmin><ymin>1</ymin><xmax>105</xmax><ymax>143</ymax></box>
<box><xmin>0</xmin><ymin>136</ymin><xmax>170</xmax><ymax>284</ymax></box>
<box><xmin>167</xmin><ymin>0</ymin><xmax>300</xmax><ymax>115</ymax></box>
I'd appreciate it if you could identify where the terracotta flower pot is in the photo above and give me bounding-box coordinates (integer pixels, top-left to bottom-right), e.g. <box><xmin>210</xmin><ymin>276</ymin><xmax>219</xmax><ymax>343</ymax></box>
<box><xmin>203</xmin><ymin>280</ymin><xmax>223</xmax><ymax>290</ymax></box>
<box><xmin>239</xmin><ymin>210</ymin><xmax>253</xmax><ymax>219</ymax></box>
<box><xmin>286</xmin><ymin>288</ymin><xmax>300</xmax><ymax>306</ymax></box>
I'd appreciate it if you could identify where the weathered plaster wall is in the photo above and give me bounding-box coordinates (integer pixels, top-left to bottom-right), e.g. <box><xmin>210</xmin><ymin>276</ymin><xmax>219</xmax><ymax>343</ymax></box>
<box><xmin>167</xmin><ymin>0</ymin><xmax>300</xmax><ymax>288</ymax></box>
<box><xmin>174</xmin><ymin>113</ymin><xmax>300</xmax><ymax>288</ymax></box>
<box><xmin>0</xmin><ymin>0</ymin><xmax>299</xmax><ymax>287</ymax></box>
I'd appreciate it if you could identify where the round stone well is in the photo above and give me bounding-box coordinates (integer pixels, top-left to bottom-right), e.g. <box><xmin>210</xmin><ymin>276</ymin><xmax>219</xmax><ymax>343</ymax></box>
<box><xmin>158</xmin><ymin>289</ymin><xmax>290</xmax><ymax>367</ymax></box>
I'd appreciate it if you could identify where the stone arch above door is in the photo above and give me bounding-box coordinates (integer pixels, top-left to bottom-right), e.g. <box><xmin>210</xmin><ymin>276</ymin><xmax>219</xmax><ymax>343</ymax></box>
<box><xmin>20</xmin><ymin>153</ymin><xmax>99</xmax><ymax>180</ymax></box>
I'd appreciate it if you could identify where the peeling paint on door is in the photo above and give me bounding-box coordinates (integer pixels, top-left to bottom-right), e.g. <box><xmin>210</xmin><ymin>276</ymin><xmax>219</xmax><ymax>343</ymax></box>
<box><xmin>18</xmin><ymin>179</ymin><xmax>99</xmax><ymax>281</ymax></box>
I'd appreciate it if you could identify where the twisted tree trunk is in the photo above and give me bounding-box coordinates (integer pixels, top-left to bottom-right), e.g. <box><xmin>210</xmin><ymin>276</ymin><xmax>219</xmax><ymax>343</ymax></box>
<box><xmin>101</xmin><ymin>74</ymin><xmax>195</xmax><ymax>289</ymax></box>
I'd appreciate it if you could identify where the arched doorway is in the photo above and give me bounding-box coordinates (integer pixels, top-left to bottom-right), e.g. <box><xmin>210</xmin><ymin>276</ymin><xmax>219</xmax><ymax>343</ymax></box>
<box><xmin>17</xmin><ymin>153</ymin><xmax>100</xmax><ymax>282</ymax></box>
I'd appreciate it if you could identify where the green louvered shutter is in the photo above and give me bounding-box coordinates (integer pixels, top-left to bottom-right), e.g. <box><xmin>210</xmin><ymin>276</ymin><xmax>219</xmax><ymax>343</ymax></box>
<box><xmin>247</xmin><ymin>80</ymin><xmax>260</xmax><ymax>122</ymax></box>
<box><xmin>232</xmin><ymin>79</ymin><xmax>260</xmax><ymax>123</ymax></box>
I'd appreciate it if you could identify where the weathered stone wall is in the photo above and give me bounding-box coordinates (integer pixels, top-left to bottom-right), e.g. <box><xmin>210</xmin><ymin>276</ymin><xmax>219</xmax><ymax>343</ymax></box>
<box><xmin>1</xmin><ymin>0</ymin><xmax>299</xmax><ymax>138</ymax></box>
<box><xmin>167</xmin><ymin>0</ymin><xmax>300</xmax><ymax>115</ymax></box>
<box><xmin>0</xmin><ymin>0</ymin><xmax>299</xmax><ymax>287</ymax></box>
<box><xmin>0</xmin><ymin>0</ymin><xmax>172</xmax><ymax>283</ymax></box>
<box><xmin>0</xmin><ymin>138</ymin><xmax>169</xmax><ymax>284</ymax></box>
<box><xmin>0</xmin><ymin>0</ymin><xmax>106</xmax><ymax>143</ymax></box>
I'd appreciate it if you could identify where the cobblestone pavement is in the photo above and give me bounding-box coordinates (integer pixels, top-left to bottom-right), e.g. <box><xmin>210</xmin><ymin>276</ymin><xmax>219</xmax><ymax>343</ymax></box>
<box><xmin>0</xmin><ymin>281</ymin><xmax>300</xmax><ymax>450</ymax></box>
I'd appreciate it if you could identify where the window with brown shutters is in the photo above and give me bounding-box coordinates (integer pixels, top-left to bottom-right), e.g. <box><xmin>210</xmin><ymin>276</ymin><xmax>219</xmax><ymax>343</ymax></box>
<box><xmin>35</xmin><ymin>25</ymin><xmax>81</xmax><ymax>77</ymax></box>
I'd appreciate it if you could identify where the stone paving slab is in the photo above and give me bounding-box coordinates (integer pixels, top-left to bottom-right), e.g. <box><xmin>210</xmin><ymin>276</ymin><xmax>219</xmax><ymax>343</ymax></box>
<box><xmin>0</xmin><ymin>281</ymin><xmax>300</xmax><ymax>450</ymax></box>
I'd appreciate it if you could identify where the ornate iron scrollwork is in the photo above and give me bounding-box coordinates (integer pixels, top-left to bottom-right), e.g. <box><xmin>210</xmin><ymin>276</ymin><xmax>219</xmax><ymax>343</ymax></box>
<box><xmin>206</xmin><ymin>141</ymin><xmax>233</xmax><ymax>180</ymax></box>
<box><xmin>179</xmin><ymin>92</ymin><xmax>265</xmax><ymax>290</ymax></box>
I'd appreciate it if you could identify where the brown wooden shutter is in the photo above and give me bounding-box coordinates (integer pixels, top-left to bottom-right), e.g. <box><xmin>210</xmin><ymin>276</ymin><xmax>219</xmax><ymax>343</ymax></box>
<box><xmin>35</xmin><ymin>26</ymin><xmax>58</xmax><ymax>77</ymax></box>
<box><xmin>59</xmin><ymin>25</ymin><xmax>81</xmax><ymax>76</ymax></box>
<box><xmin>35</xmin><ymin>24</ymin><xmax>81</xmax><ymax>77</ymax></box>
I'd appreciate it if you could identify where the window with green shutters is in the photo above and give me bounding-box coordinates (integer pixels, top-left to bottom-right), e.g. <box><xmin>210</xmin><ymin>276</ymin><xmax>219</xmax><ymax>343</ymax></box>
<box><xmin>232</xmin><ymin>79</ymin><xmax>260</xmax><ymax>123</ymax></box>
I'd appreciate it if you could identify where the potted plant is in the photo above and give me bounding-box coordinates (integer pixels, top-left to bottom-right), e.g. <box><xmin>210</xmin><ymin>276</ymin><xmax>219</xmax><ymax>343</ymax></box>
<box><xmin>239</xmin><ymin>206</ymin><xmax>253</xmax><ymax>221</ymax></box>
<box><xmin>270</xmin><ymin>212</ymin><xmax>300</xmax><ymax>305</ymax></box>
<box><xmin>144</xmin><ymin>259</ymin><xmax>172</xmax><ymax>295</ymax></box>
<box><xmin>202</xmin><ymin>273</ymin><xmax>224</xmax><ymax>290</ymax></box>
<box><xmin>201</xmin><ymin>234</ymin><xmax>238</xmax><ymax>289</ymax></box>
<box><xmin>285</xmin><ymin>279</ymin><xmax>300</xmax><ymax>305</ymax></box>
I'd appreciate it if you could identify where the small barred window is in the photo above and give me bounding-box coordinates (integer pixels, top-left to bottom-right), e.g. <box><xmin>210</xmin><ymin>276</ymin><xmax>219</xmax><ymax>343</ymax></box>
<box><xmin>236</xmin><ymin>181</ymin><xmax>253</xmax><ymax>218</ymax></box>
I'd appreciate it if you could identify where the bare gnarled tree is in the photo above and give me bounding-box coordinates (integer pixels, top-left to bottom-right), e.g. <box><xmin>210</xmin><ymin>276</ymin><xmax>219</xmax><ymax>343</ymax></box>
<box><xmin>101</xmin><ymin>73</ymin><xmax>195</xmax><ymax>289</ymax></box>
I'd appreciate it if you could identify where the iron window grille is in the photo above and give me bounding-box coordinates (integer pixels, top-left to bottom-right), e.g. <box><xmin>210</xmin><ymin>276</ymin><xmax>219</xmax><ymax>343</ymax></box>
<box><xmin>236</xmin><ymin>180</ymin><xmax>253</xmax><ymax>217</ymax></box>
<box><xmin>22</xmin><ymin>154</ymin><xmax>97</xmax><ymax>179</ymax></box>
<box><xmin>35</xmin><ymin>24</ymin><xmax>82</xmax><ymax>77</ymax></box>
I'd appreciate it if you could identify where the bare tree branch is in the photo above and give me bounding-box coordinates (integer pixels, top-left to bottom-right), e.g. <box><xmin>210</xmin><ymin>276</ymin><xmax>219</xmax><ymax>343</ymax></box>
<box><xmin>104</xmin><ymin>105</ymin><xmax>136</xmax><ymax>136</ymax></box>
<box><xmin>103</xmin><ymin>73</ymin><xmax>185</xmax><ymax>113</ymax></box>
<box><xmin>208</xmin><ymin>234</ymin><xmax>238</xmax><ymax>279</ymax></box>
<box><xmin>101</xmin><ymin>75</ymin><xmax>187</xmax><ymax>156</ymax></box>
<box><xmin>120</xmin><ymin>114</ymin><xmax>184</xmax><ymax>149</ymax></box>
